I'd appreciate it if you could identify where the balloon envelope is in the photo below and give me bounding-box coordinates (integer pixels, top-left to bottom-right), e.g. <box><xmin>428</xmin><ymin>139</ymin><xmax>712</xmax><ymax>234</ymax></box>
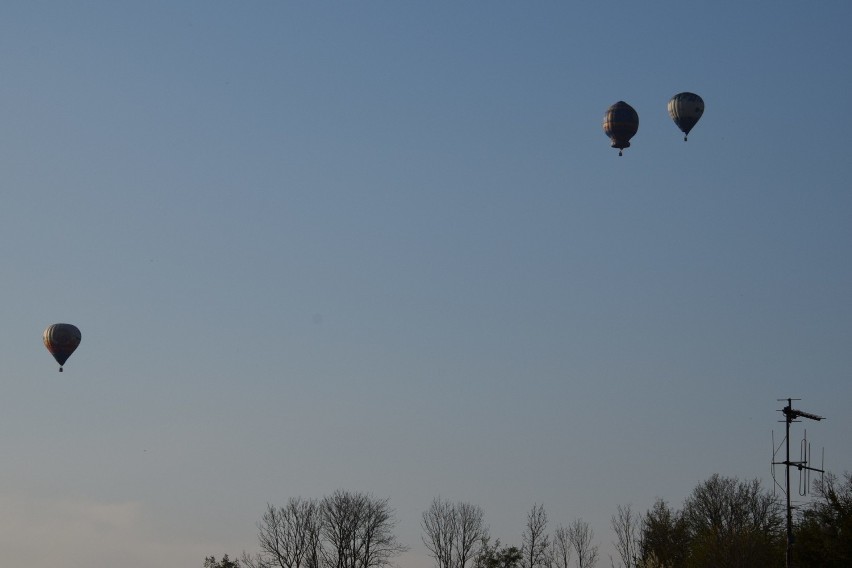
<box><xmin>603</xmin><ymin>101</ymin><xmax>639</xmax><ymax>155</ymax></box>
<box><xmin>668</xmin><ymin>92</ymin><xmax>704</xmax><ymax>140</ymax></box>
<box><xmin>43</xmin><ymin>323</ymin><xmax>81</xmax><ymax>370</ymax></box>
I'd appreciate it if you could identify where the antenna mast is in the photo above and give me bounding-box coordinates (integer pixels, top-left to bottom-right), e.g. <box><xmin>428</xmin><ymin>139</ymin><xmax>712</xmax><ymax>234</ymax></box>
<box><xmin>772</xmin><ymin>398</ymin><xmax>825</xmax><ymax>568</ymax></box>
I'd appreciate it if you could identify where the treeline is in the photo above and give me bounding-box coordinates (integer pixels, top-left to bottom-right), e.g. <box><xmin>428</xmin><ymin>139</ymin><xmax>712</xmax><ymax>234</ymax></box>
<box><xmin>204</xmin><ymin>471</ymin><xmax>852</xmax><ymax>568</ymax></box>
<box><xmin>633</xmin><ymin>472</ymin><xmax>851</xmax><ymax>568</ymax></box>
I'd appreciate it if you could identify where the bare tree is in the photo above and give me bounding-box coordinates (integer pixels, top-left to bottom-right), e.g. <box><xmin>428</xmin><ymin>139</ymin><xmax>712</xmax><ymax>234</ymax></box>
<box><xmin>521</xmin><ymin>504</ymin><xmax>550</xmax><ymax>568</ymax></box>
<box><xmin>304</xmin><ymin>501</ymin><xmax>323</xmax><ymax>568</ymax></box>
<box><xmin>245</xmin><ymin>492</ymin><xmax>404</xmax><ymax>568</ymax></box>
<box><xmin>321</xmin><ymin>490</ymin><xmax>407</xmax><ymax>568</ymax></box>
<box><xmin>567</xmin><ymin>518</ymin><xmax>598</xmax><ymax>568</ymax></box>
<box><xmin>361</xmin><ymin>496</ymin><xmax>407</xmax><ymax>568</ymax></box>
<box><xmin>422</xmin><ymin>498</ymin><xmax>488</xmax><ymax>568</ymax></box>
<box><xmin>610</xmin><ymin>504</ymin><xmax>641</xmax><ymax>568</ymax></box>
<box><xmin>243</xmin><ymin>498</ymin><xmax>321</xmax><ymax>568</ymax></box>
<box><xmin>550</xmin><ymin>525</ymin><xmax>572</xmax><ymax>568</ymax></box>
<box><xmin>456</xmin><ymin>502</ymin><xmax>488</xmax><ymax>568</ymax></box>
<box><xmin>321</xmin><ymin>490</ymin><xmax>361</xmax><ymax>568</ymax></box>
<box><xmin>422</xmin><ymin>497</ymin><xmax>455</xmax><ymax>568</ymax></box>
<box><xmin>681</xmin><ymin>474</ymin><xmax>781</xmax><ymax>568</ymax></box>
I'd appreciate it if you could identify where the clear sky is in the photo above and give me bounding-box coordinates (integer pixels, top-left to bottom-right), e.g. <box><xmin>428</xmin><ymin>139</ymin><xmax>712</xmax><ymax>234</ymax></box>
<box><xmin>1</xmin><ymin>2</ymin><xmax>850</xmax><ymax>567</ymax></box>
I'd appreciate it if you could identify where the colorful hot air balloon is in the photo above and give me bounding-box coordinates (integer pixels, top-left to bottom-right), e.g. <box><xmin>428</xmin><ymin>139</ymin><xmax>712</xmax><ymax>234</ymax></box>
<box><xmin>668</xmin><ymin>92</ymin><xmax>704</xmax><ymax>141</ymax></box>
<box><xmin>603</xmin><ymin>101</ymin><xmax>639</xmax><ymax>156</ymax></box>
<box><xmin>43</xmin><ymin>323</ymin><xmax>81</xmax><ymax>372</ymax></box>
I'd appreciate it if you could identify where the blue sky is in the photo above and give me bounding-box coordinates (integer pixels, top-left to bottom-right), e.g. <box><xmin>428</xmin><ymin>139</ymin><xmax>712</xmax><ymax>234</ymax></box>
<box><xmin>1</xmin><ymin>2</ymin><xmax>850</xmax><ymax>567</ymax></box>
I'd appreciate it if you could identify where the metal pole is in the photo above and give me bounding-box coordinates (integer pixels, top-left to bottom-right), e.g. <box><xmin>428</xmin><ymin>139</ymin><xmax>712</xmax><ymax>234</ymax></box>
<box><xmin>775</xmin><ymin>398</ymin><xmax>824</xmax><ymax>568</ymax></box>
<box><xmin>785</xmin><ymin>398</ymin><xmax>793</xmax><ymax>568</ymax></box>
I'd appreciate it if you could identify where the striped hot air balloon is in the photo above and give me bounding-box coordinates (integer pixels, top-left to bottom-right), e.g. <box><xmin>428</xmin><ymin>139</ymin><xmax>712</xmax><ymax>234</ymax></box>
<box><xmin>668</xmin><ymin>92</ymin><xmax>704</xmax><ymax>141</ymax></box>
<box><xmin>603</xmin><ymin>101</ymin><xmax>639</xmax><ymax>156</ymax></box>
<box><xmin>43</xmin><ymin>323</ymin><xmax>81</xmax><ymax>372</ymax></box>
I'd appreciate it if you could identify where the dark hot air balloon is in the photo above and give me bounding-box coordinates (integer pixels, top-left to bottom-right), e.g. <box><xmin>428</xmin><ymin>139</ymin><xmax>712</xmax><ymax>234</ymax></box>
<box><xmin>668</xmin><ymin>92</ymin><xmax>704</xmax><ymax>141</ymax></box>
<box><xmin>43</xmin><ymin>323</ymin><xmax>81</xmax><ymax>372</ymax></box>
<box><xmin>603</xmin><ymin>101</ymin><xmax>639</xmax><ymax>156</ymax></box>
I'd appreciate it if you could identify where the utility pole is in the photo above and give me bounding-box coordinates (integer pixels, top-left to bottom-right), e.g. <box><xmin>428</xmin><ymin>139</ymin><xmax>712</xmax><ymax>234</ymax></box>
<box><xmin>773</xmin><ymin>398</ymin><xmax>824</xmax><ymax>568</ymax></box>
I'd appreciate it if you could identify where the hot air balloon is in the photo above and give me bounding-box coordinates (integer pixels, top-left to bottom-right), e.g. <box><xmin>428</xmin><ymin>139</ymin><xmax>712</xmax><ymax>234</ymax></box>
<box><xmin>603</xmin><ymin>101</ymin><xmax>639</xmax><ymax>156</ymax></box>
<box><xmin>43</xmin><ymin>323</ymin><xmax>81</xmax><ymax>372</ymax></box>
<box><xmin>668</xmin><ymin>92</ymin><xmax>704</xmax><ymax>141</ymax></box>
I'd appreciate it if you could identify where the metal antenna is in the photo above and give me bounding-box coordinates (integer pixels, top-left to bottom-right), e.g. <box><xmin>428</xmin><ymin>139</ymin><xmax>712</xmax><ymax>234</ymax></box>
<box><xmin>772</xmin><ymin>398</ymin><xmax>825</xmax><ymax>568</ymax></box>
